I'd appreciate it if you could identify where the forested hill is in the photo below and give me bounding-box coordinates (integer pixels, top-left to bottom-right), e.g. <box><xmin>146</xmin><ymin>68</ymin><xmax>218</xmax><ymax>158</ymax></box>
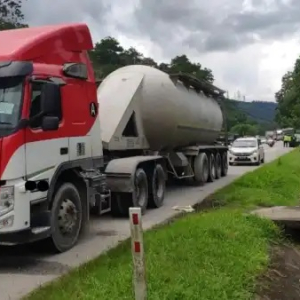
<box><xmin>233</xmin><ymin>100</ymin><xmax>277</xmax><ymax>123</ymax></box>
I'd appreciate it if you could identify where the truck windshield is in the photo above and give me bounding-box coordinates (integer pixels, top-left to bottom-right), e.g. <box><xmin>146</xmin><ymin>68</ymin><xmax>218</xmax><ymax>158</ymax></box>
<box><xmin>0</xmin><ymin>76</ymin><xmax>23</xmax><ymax>133</ymax></box>
<box><xmin>232</xmin><ymin>140</ymin><xmax>257</xmax><ymax>148</ymax></box>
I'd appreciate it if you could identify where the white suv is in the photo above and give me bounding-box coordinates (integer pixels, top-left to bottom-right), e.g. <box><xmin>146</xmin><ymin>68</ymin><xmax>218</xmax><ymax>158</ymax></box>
<box><xmin>228</xmin><ymin>137</ymin><xmax>265</xmax><ymax>166</ymax></box>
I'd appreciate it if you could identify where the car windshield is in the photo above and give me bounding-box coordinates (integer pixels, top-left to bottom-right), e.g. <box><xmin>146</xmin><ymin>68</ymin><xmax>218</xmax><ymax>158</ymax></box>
<box><xmin>0</xmin><ymin>76</ymin><xmax>23</xmax><ymax>130</ymax></box>
<box><xmin>232</xmin><ymin>140</ymin><xmax>257</xmax><ymax>148</ymax></box>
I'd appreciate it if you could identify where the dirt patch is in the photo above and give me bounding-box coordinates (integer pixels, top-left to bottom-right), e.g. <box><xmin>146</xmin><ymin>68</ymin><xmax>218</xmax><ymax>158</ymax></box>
<box><xmin>256</xmin><ymin>244</ymin><xmax>300</xmax><ymax>300</ymax></box>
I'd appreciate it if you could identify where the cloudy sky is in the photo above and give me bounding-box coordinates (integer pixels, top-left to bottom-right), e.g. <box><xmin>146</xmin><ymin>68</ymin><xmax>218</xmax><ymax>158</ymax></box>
<box><xmin>22</xmin><ymin>0</ymin><xmax>300</xmax><ymax>102</ymax></box>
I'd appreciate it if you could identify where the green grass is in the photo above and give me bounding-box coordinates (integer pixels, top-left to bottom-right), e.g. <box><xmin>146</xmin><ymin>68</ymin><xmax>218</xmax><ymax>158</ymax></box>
<box><xmin>212</xmin><ymin>151</ymin><xmax>300</xmax><ymax>209</ymax></box>
<box><xmin>25</xmin><ymin>150</ymin><xmax>300</xmax><ymax>300</ymax></box>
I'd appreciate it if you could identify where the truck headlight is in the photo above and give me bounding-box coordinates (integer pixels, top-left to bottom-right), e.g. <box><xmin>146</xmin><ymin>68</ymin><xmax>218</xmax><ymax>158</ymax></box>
<box><xmin>251</xmin><ymin>150</ymin><xmax>258</xmax><ymax>156</ymax></box>
<box><xmin>0</xmin><ymin>186</ymin><xmax>14</xmax><ymax>217</ymax></box>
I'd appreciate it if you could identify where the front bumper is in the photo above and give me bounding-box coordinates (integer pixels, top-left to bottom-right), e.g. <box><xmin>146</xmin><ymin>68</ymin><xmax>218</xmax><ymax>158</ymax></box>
<box><xmin>0</xmin><ymin>193</ymin><xmax>51</xmax><ymax>245</ymax></box>
<box><xmin>228</xmin><ymin>152</ymin><xmax>259</xmax><ymax>164</ymax></box>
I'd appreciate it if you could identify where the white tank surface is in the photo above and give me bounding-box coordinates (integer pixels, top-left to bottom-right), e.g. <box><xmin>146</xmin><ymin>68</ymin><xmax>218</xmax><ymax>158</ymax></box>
<box><xmin>97</xmin><ymin>65</ymin><xmax>224</xmax><ymax>151</ymax></box>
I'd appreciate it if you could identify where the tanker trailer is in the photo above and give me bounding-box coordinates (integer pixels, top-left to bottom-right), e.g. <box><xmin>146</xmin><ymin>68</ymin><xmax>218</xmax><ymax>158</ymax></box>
<box><xmin>98</xmin><ymin>65</ymin><xmax>228</xmax><ymax>216</ymax></box>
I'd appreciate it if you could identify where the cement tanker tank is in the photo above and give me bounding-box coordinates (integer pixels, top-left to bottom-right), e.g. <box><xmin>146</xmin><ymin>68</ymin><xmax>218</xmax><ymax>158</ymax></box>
<box><xmin>98</xmin><ymin>65</ymin><xmax>224</xmax><ymax>151</ymax></box>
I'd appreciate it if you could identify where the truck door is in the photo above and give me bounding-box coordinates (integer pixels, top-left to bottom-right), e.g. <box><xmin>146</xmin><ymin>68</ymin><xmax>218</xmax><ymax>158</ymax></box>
<box><xmin>24</xmin><ymin>80</ymin><xmax>69</xmax><ymax>202</ymax></box>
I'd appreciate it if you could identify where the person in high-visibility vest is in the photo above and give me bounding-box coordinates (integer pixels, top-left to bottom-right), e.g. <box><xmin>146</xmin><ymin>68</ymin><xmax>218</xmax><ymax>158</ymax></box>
<box><xmin>284</xmin><ymin>135</ymin><xmax>292</xmax><ymax>147</ymax></box>
<box><xmin>283</xmin><ymin>135</ymin><xmax>289</xmax><ymax>147</ymax></box>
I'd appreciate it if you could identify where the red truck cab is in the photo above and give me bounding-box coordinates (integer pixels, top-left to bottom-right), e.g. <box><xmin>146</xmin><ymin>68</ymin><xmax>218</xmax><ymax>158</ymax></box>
<box><xmin>0</xmin><ymin>24</ymin><xmax>104</xmax><ymax>252</ymax></box>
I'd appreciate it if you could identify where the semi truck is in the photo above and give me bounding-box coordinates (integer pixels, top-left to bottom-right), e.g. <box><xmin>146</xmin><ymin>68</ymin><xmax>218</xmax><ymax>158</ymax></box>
<box><xmin>0</xmin><ymin>23</ymin><xmax>228</xmax><ymax>252</ymax></box>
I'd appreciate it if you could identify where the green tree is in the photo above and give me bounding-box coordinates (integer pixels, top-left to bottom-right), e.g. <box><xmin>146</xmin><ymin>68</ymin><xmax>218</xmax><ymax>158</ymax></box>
<box><xmin>89</xmin><ymin>37</ymin><xmax>214</xmax><ymax>83</ymax></box>
<box><xmin>275</xmin><ymin>58</ymin><xmax>300</xmax><ymax>128</ymax></box>
<box><xmin>89</xmin><ymin>37</ymin><xmax>125</xmax><ymax>78</ymax></box>
<box><xmin>166</xmin><ymin>55</ymin><xmax>214</xmax><ymax>82</ymax></box>
<box><xmin>0</xmin><ymin>0</ymin><xmax>27</xmax><ymax>30</ymax></box>
<box><xmin>230</xmin><ymin>124</ymin><xmax>258</xmax><ymax>136</ymax></box>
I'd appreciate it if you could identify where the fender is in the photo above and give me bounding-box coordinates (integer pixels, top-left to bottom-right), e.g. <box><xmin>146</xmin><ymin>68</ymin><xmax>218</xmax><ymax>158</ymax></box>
<box><xmin>46</xmin><ymin>156</ymin><xmax>103</xmax><ymax>203</ymax></box>
<box><xmin>104</xmin><ymin>155</ymin><xmax>163</xmax><ymax>193</ymax></box>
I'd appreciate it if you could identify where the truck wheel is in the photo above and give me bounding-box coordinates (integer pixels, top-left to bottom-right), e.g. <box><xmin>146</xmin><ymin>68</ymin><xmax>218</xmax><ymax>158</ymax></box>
<box><xmin>148</xmin><ymin>164</ymin><xmax>166</xmax><ymax>208</ymax></box>
<box><xmin>193</xmin><ymin>152</ymin><xmax>209</xmax><ymax>185</ymax></box>
<box><xmin>132</xmin><ymin>168</ymin><xmax>149</xmax><ymax>214</ymax></box>
<box><xmin>208</xmin><ymin>153</ymin><xmax>216</xmax><ymax>182</ymax></box>
<box><xmin>221</xmin><ymin>152</ymin><xmax>228</xmax><ymax>176</ymax></box>
<box><xmin>49</xmin><ymin>183</ymin><xmax>83</xmax><ymax>253</ymax></box>
<box><xmin>215</xmin><ymin>153</ymin><xmax>222</xmax><ymax>179</ymax></box>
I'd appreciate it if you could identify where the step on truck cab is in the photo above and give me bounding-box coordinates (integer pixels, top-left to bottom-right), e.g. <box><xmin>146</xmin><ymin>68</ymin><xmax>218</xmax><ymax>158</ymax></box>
<box><xmin>0</xmin><ymin>23</ymin><xmax>228</xmax><ymax>253</ymax></box>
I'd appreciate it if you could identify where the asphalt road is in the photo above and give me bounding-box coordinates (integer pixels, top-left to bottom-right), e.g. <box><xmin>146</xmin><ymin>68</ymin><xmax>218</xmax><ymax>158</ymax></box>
<box><xmin>0</xmin><ymin>142</ymin><xmax>292</xmax><ymax>300</ymax></box>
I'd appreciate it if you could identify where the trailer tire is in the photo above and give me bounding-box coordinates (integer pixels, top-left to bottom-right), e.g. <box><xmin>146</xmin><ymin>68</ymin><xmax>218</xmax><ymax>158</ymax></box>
<box><xmin>148</xmin><ymin>164</ymin><xmax>165</xmax><ymax>208</ymax></box>
<box><xmin>132</xmin><ymin>168</ymin><xmax>149</xmax><ymax>214</ymax></box>
<box><xmin>111</xmin><ymin>168</ymin><xmax>149</xmax><ymax>216</ymax></box>
<box><xmin>215</xmin><ymin>152</ymin><xmax>222</xmax><ymax>179</ymax></box>
<box><xmin>49</xmin><ymin>183</ymin><xmax>83</xmax><ymax>253</ymax></box>
<box><xmin>208</xmin><ymin>153</ymin><xmax>216</xmax><ymax>182</ymax></box>
<box><xmin>221</xmin><ymin>152</ymin><xmax>228</xmax><ymax>176</ymax></box>
<box><xmin>193</xmin><ymin>152</ymin><xmax>209</xmax><ymax>185</ymax></box>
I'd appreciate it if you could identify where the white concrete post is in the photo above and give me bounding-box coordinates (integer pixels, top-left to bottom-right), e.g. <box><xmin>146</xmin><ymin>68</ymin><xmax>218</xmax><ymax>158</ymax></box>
<box><xmin>129</xmin><ymin>207</ymin><xmax>147</xmax><ymax>300</ymax></box>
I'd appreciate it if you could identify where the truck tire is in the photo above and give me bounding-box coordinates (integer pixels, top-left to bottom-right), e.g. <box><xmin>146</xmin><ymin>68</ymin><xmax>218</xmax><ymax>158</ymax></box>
<box><xmin>148</xmin><ymin>164</ymin><xmax>166</xmax><ymax>208</ymax></box>
<box><xmin>49</xmin><ymin>183</ymin><xmax>83</xmax><ymax>253</ymax></box>
<box><xmin>215</xmin><ymin>152</ymin><xmax>222</xmax><ymax>179</ymax></box>
<box><xmin>193</xmin><ymin>152</ymin><xmax>209</xmax><ymax>185</ymax></box>
<box><xmin>111</xmin><ymin>168</ymin><xmax>149</xmax><ymax>216</ymax></box>
<box><xmin>208</xmin><ymin>153</ymin><xmax>216</xmax><ymax>182</ymax></box>
<box><xmin>221</xmin><ymin>152</ymin><xmax>228</xmax><ymax>176</ymax></box>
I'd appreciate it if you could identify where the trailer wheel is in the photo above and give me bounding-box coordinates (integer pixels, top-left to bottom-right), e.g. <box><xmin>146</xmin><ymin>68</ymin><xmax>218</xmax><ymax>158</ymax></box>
<box><xmin>221</xmin><ymin>152</ymin><xmax>228</xmax><ymax>176</ymax></box>
<box><xmin>208</xmin><ymin>153</ymin><xmax>216</xmax><ymax>182</ymax></box>
<box><xmin>148</xmin><ymin>164</ymin><xmax>166</xmax><ymax>208</ymax></box>
<box><xmin>215</xmin><ymin>152</ymin><xmax>222</xmax><ymax>179</ymax></box>
<box><xmin>111</xmin><ymin>168</ymin><xmax>149</xmax><ymax>216</ymax></box>
<box><xmin>49</xmin><ymin>183</ymin><xmax>82</xmax><ymax>253</ymax></box>
<box><xmin>193</xmin><ymin>152</ymin><xmax>209</xmax><ymax>185</ymax></box>
<box><xmin>132</xmin><ymin>168</ymin><xmax>149</xmax><ymax>214</ymax></box>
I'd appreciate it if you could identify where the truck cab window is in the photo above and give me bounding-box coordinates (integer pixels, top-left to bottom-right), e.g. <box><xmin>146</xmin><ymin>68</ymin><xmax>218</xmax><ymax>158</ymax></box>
<box><xmin>0</xmin><ymin>76</ymin><xmax>23</xmax><ymax>129</ymax></box>
<box><xmin>30</xmin><ymin>82</ymin><xmax>62</xmax><ymax>128</ymax></box>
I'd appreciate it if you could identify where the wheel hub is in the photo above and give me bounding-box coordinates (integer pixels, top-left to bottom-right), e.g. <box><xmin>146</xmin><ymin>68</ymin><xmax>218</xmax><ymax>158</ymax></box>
<box><xmin>58</xmin><ymin>199</ymin><xmax>78</xmax><ymax>235</ymax></box>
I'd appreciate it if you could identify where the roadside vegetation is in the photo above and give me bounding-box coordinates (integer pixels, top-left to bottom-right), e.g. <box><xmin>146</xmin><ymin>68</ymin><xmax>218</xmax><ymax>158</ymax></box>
<box><xmin>25</xmin><ymin>150</ymin><xmax>300</xmax><ymax>300</ymax></box>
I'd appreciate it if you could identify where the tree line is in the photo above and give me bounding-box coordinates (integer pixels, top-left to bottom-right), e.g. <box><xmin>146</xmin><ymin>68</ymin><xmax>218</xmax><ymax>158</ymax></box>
<box><xmin>89</xmin><ymin>36</ymin><xmax>214</xmax><ymax>82</ymax></box>
<box><xmin>0</xmin><ymin>1</ymin><xmax>272</xmax><ymax>136</ymax></box>
<box><xmin>275</xmin><ymin>58</ymin><xmax>300</xmax><ymax>129</ymax></box>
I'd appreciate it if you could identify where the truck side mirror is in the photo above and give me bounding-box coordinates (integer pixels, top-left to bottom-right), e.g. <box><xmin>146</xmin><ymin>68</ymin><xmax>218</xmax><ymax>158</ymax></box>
<box><xmin>40</xmin><ymin>82</ymin><xmax>61</xmax><ymax>115</ymax></box>
<box><xmin>41</xmin><ymin>116</ymin><xmax>59</xmax><ymax>131</ymax></box>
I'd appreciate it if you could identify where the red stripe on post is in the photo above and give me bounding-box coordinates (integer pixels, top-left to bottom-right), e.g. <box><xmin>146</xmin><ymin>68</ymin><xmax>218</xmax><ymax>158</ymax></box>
<box><xmin>132</xmin><ymin>213</ymin><xmax>139</xmax><ymax>225</ymax></box>
<box><xmin>134</xmin><ymin>241</ymin><xmax>141</xmax><ymax>253</ymax></box>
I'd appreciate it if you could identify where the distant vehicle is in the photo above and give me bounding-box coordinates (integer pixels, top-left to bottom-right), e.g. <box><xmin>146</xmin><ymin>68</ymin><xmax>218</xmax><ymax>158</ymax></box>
<box><xmin>265</xmin><ymin>130</ymin><xmax>277</xmax><ymax>140</ymax></box>
<box><xmin>267</xmin><ymin>138</ymin><xmax>275</xmax><ymax>147</ymax></box>
<box><xmin>289</xmin><ymin>133</ymin><xmax>300</xmax><ymax>147</ymax></box>
<box><xmin>228</xmin><ymin>137</ymin><xmax>265</xmax><ymax>166</ymax></box>
<box><xmin>261</xmin><ymin>138</ymin><xmax>267</xmax><ymax>144</ymax></box>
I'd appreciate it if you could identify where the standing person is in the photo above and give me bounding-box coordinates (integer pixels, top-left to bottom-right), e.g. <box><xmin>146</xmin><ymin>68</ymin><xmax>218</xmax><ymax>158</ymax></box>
<box><xmin>283</xmin><ymin>135</ymin><xmax>288</xmax><ymax>147</ymax></box>
<box><xmin>286</xmin><ymin>134</ymin><xmax>292</xmax><ymax>147</ymax></box>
